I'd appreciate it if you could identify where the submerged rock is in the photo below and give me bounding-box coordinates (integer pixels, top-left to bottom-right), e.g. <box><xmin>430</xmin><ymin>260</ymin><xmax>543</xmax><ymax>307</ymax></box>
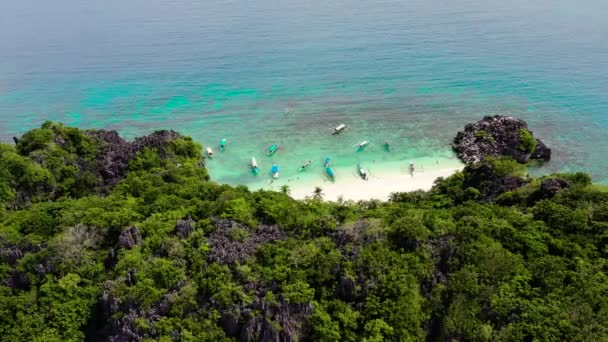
<box><xmin>453</xmin><ymin>115</ymin><xmax>551</xmax><ymax>164</ymax></box>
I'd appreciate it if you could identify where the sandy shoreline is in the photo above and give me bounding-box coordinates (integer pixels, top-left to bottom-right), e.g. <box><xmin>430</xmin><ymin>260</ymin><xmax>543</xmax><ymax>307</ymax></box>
<box><xmin>288</xmin><ymin>166</ymin><xmax>462</xmax><ymax>201</ymax></box>
<box><xmin>241</xmin><ymin>157</ymin><xmax>464</xmax><ymax>202</ymax></box>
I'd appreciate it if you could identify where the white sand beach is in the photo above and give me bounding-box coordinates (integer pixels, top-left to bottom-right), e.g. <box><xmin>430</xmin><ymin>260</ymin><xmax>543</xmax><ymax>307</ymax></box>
<box><xmin>288</xmin><ymin>166</ymin><xmax>462</xmax><ymax>201</ymax></box>
<box><xmin>246</xmin><ymin>158</ymin><xmax>464</xmax><ymax>202</ymax></box>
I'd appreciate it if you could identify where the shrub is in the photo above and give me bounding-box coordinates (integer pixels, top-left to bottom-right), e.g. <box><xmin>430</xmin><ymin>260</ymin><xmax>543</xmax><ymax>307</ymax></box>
<box><xmin>475</xmin><ymin>130</ymin><xmax>495</xmax><ymax>143</ymax></box>
<box><xmin>518</xmin><ymin>128</ymin><xmax>537</xmax><ymax>153</ymax></box>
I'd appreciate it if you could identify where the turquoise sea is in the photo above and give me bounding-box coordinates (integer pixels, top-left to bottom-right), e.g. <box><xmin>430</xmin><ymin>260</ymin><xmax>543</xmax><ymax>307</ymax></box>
<box><xmin>1</xmin><ymin>0</ymin><xmax>607</xmax><ymax>186</ymax></box>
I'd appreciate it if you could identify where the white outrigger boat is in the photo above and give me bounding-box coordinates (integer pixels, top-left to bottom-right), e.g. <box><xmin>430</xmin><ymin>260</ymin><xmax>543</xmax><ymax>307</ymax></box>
<box><xmin>357</xmin><ymin>141</ymin><xmax>370</xmax><ymax>151</ymax></box>
<box><xmin>332</xmin><ymin>124</ymin><xmax>347</xmax><ymax>135</ymax></box>
<box><xmin>251</xmin><ymin>157</ymin><xmax>259</xmax><ymax>175</ymax></box>
<box><xmin>206</xmin><ymin>147</ymin><xmax>214</xmax><ymax>158</ymax></box>
<box><xmin>358</xmin><ymin>164</ymin><xmax>369</xmax><ymax>180</ymax></box>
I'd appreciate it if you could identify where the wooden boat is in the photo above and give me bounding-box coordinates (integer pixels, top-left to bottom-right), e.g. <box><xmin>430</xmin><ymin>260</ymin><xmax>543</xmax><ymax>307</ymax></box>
<box><xmin>271</xmin><ymin>164</ymin><xmax>280</xmax><ymax>179</ymax></box>
<box><xmin>357</xmin><ymin>141</ymin><xmax>370</xmax><ymax>151</ymax></box>
<box><xmin>268</xmin><ymin>144</ymin><xmax>280</xmax><ymax>156</ymax></box>
<box><xmin>358</xmin><ymin>164</ymin><xmax>369</xmax><ymax>180</ymax></box>
<box><xmin>299</xmin><ymin>160</ymin><xmax>312</xmax><ymax>171</ymax></box>
<box><xmin>206</xmin><ymin>147</ymin><xmax>214</xmax><ymax>157</ymax></box>
<box><xmin>324</xmin><ymin>157</ymin><xmax>331</xmax><ymax>167</ymax></box>
<box><xmin>332</xmin><ymin>124</ymin><xmax>347</xmax><ymax>135</ymax></box>
<box><xmin>220</xmin><ymin>138</ymin><xmax>226</xmax><ymax>150</ymax></box>
<box><xmin>325</xmin><ymin>166</ymin><xmax>335</xmax><ymax>179</ymax></box>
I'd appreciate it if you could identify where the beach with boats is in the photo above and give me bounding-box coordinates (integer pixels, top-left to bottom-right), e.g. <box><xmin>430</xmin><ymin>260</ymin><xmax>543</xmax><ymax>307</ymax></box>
<box><xmin>205</xmin><ymin>123</ymin><xmax>463</xmax><ymax>201</ymax></box>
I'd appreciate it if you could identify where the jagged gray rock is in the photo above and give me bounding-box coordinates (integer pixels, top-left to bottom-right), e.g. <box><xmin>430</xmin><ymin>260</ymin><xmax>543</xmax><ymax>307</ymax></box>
<box><xmin>453</xmin><ymin>115</ymin><xmax>551</xmax><ymax>164</ymax></box>
<box><xmin>118</xmin><ymin>226</ymin><xmax>142</xmax><ymax>249</ymax></box>
<box><xmin>175</xmin><ymin>218</ymin><xmax>195</xmax><ymax>239</ymax></box>
<box><xmin>208</xmin><ymin>220</ymin><xmax>287</xmax><ymax>265</ymax></box>
<box><xmin>87</xmin><ymin>129</ymin><xmax>184</xmax><ymax>189</ymax></box>
<box><xmin>539</xmin><ymin>178</ymin><xmax>570</xmax><ymax>198</ymax></box>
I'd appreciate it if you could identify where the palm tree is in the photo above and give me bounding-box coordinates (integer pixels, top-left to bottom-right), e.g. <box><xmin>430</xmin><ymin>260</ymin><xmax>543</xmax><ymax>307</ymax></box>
<box><xmin>313</xmin><ymin>187</ymin><xmax>324</xmax><ymax>200</ymax></box>
<box><xmin>280</xmin><ymin>185</ymin><xmax>291</xmax><ymax>195</ymax></box>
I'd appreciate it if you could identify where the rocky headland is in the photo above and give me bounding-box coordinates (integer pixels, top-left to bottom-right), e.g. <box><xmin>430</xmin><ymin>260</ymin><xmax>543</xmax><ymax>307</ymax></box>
<box><xmin>452</xmin><ymin>115</ymin><xmax>551</xmax><ymax>164</ymax></box>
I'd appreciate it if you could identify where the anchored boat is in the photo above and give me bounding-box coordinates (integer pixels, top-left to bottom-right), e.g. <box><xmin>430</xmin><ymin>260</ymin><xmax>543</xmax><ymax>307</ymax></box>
<box><xmin>299</xmin><ymin>160</ymin><xmax>312</xmax><ymax>171</ymax></box>
<box><xmin>206</xmin><ymin>147</ymin><xmax>214</xmax><ymax>158</ymax></box>
<box><xmin>325</xmin><ymin>166</ymin><xmax>335</xmax><ymax>179</ymax></box>
<box><xmin>271</xmin><ymin>164</ymin><xmax>280</xmax><ymax>179</ymax></box>
<box><xmin>357</xmin><ymin>141</ymin><xmax>370</xmax><ymax>151</ymax></box>
<box><xmin>268</xmin><ymin>144</ymin><xmax>280</xmax><ymax>156</ymax></box>
<box><xmin>332</xmin><ymin>124</ymin><xmax>347</xmax><ymax>135</ymax></box>
<box><xmin>358</xmin><ymin>164</ymin><xmax>369</xmax><ymax>180</ymax></box>
<box><xmin>251</xmin><ymin>157</ymin><xmax>259</xmax><ymax>175</ymax></box>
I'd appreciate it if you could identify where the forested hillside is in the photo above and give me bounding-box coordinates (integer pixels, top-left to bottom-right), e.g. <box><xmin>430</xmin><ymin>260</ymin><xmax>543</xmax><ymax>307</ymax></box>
<box><xmin>1</xmin><ymin>123</ymin><xmax>606</xmax><ymax>341</ymax></box>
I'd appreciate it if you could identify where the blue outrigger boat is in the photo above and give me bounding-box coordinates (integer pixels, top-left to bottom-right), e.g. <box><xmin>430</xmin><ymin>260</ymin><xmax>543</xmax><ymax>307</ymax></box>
<box><xmin>268</xmin><ymin>144</ymin><xmax>280</xmax><ymax>156</ymax></box>
<box><xmin>271</xmin><ymin>164</ymin><xmax>280</xmax><ymax>179</ymax></box>
<box><xmin>325</xmin><ymin>166</ymin><xmax>335</xmax><ymax>179</ymax></box>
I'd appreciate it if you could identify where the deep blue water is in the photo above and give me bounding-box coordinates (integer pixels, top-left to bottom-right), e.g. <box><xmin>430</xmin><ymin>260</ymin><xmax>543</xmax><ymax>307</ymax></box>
<box><xmin>1</xmin><ymin>0</ymin><xmax>607</xmax><ymax>184</ymax></box>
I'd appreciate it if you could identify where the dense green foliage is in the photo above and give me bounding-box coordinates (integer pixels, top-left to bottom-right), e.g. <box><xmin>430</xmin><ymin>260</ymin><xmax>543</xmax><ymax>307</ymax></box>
<box><xmin>474</xmin><ymin>130</ymin><xmax>495</xmax><ymax>143</ymax></box>
<box><xmin>0</xmin><ymin>124</ymin><xmax>607</xmax><ymax>341</ymax></box>
<box><xmin>518</xmin><ymin>128</ymin><xmax>537</xmax><ymax>153</ymax></box>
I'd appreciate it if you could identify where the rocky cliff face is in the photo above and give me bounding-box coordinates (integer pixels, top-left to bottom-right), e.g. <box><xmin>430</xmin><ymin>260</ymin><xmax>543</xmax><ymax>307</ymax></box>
<box><xmin>453</xmin><ymin>115</ymin><xmax>551</xmax><ymax>164</ymax></box>
<box><xmin>87</xmin><ymin>129</ymin><xmax>184</xmax><ymax>189</ymax></box>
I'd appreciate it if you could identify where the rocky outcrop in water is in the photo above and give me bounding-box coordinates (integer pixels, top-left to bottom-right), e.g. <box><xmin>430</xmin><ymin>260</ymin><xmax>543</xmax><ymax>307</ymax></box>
<box><xmin>453</xmin><ymin>115</ymin><xmax>551</xmax><ymax>164</ymax></box>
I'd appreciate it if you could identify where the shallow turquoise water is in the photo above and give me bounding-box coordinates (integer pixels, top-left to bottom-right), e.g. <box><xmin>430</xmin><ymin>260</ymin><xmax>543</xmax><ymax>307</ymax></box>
<box><xmin>1</xmin><ymin>0</ymin><xmax>607</xmax><ymax>185</ymax></box>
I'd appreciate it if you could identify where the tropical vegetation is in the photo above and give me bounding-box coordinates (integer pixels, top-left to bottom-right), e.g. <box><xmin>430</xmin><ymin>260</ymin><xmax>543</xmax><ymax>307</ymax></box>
<box><xmin>0</xmin><ymin>123</ymin><xmax>606</xmax><ymax>341</ymax></box>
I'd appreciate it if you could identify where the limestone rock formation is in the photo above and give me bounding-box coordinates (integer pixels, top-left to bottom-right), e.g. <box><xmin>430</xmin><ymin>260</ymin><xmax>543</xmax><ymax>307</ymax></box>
<box><xmin>453</xmin><ymin>115</ymin><xmax>551</xmax><ymax>164</ymax></box>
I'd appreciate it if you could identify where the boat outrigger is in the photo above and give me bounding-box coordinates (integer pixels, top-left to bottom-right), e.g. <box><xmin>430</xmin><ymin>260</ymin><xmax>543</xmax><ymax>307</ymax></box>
<box><xmin>325</xmin><ymin>166</ymin><xmax>335</xmax><ymax>179</ymax></box>
<box><xmin>206</xmin><ymin>147</ymin><xmax>214</xmax><ymax>158</ymax></box>
<box><xmin>332</xmin><ymin>124</ymin><xmax>347</xmax><ymax>135</ymax></box>
<box><xmin>220</xmin><ymin>138</ymin><xmax>226</xmax><ymax>150</ymax></box>
<box><xmin>357</xmin><ymin>141</ymin><xmax>370</xmax><ymax>151</ymax></box>
<box><xmin>271</xmin><ymin>164</ymin><xmax>280</xmax><ymax>179</ymax></box>
<box><xmin>251</xmin><ymin>157</ymin><xmax>259</xmax><ymax>175</ymax></box>
<box><xmin>324</xmin><ymin>157</ymin><xmax>331</xmax><ymax>167</ymax></box>
<box><xmin>268</xmin><ymin>144</ymin><xmax>280</xmax><ymax>156</ymax></box>
<box><xmin>299</xmin><ymin>160</ymin><xmax>312</xmax><ymax>171</ymax></box>
<box><xmin>358</xmin><ymin>164</ymin><xmax>369</xmax><ymax>180</ymax></box>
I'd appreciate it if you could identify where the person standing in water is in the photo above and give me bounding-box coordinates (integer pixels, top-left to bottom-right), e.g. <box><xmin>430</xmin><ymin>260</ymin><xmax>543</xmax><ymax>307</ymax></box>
<box><xmin>409</xmin><ymin>162</ymin><xmax>415</xmax><ymax>175</ymax></box>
